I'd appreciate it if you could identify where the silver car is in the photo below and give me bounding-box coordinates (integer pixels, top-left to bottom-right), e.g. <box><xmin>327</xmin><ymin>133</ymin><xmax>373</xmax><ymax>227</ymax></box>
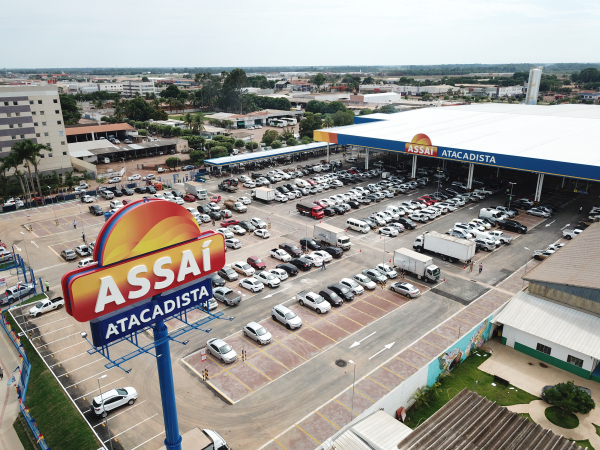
<box><xmin>390</xmin><ymin>282</ymin><xmax>421</xmax><ymax>298</ymax></box>
<box><xmin>206</xmin><ymin>338</ymin><xmax>237</xmax><ymax>363</ymax></box>
<box><xmin>213</xmin><ymin>287</ymin><xmax>241</xmax><ymax>306</ymax></box>
<box><xmin>339</xmin><ymin>278</ymin><xmax>364</xmax><ymax>295</ymax></box>
<box><xmin>362</xmin><ymin>268</ymin><xmax>387</xmax><ymax>283</ymax></box>
<box><xmin>352</xmin><ymin>273</ymin><xmax>377</xmax><ymax>290</ymax></box>
<box><xmin>243</xmin><ymin>322</ymin><xmax>272</xmax><ymax>345</ymax></box>
<box><xmin>376</xmin><ymin>264</ymin><xmax>398</xmax><ymax>279</ymax></box>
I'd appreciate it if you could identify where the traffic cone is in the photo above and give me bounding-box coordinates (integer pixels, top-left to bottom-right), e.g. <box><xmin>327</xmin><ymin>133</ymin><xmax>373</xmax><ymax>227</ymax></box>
<box><xmin>360</xmin><ymin>249</ymin><xmax>362</xmax><ymax>252</ymax></box>
<box><xmin>463</xmin><ymin>264</ymin><xmax>466</xmax><ymax>269</ymax></box>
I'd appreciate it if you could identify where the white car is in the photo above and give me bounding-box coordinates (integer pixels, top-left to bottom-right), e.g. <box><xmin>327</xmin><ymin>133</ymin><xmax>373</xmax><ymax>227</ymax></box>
<box><xmin>152</xmin><ymin>193</ymin><xmax>166</xmax><ymax>200</ymax></box>
<box><xmin>91</xmin><ymin>387</ymin><xmax>138</xmax><ymax>417</ymax></box>
<box><xmin>379</xmin><ymin>226</ymin><xmax>399</xmax><ymax>237</ymax></box>
<box><xmin>173</xmin><ymin>197</ymin><xmax>184</xmax><ymax>205</ymax></box>
<box><xmin>228</xmin><ymin>225</ymin><xmax>247</xmax><ymax>235</ymax></box>
<box><xmin>237</xmin><ymin>197</ymin><xmax>252</xmax><ymax>205</ymax></box>
<box><xmin>274</xmin><ymin>193</ymin><xmax>288</xmax><ymax>203</ymax></box>
<box><xmin>251</xmin><ymin>218</ymin><xmax>267</xmax><ymax>229</ymax></box>
<box><xmin>206</xmin><ymin>338</ymin><xmax>237</xmax><ymax>363</ymax></box>
<box><xmin>198</xmin><ymin>214</ymin><xmax>211</xmax><ymax>223</ymax></box>
<box><xmin>255</xmin><ymin>271</ymin><xmax>281</xmax><ymax>288</ymax></box>
<box><xmin>268</xmin><ymin>268</ymin><xmax>288</xmax><ymax>281</ymax></box>
<box><xmin>243</xmin><ymin>181</ymin><xmax>256</xmax><ymax>188</ymax></box>
<box><xmin>239</xmin><ymin>277</ymin><xmax>264</xmax><ymax>292</ymax></box>
<box><xmin>109</xmin><ymin>200</ymin><xmax>124</xmax><ymax>209</ymax></box>
<box><xmin>128</xmin><ymin>174</ymin><xmax>141</xmax><ymax>181</ymax></box>
<box><xmin>303</xmin><ymin>253</ymin><xmax>323</xmax><ymax>267</ymax></box>
<box><xmin>471</xmin><ymin>219</ymin><xmax>491</xmax><ymax>230</ymax></box>
<box><xmin>243</xmin><ymin>322</ymin><xmax>272</xmax><ymax>345</ymax></box>
<box><xmin>311</xmin><ymin>250</ymin><xmax>332</xmax><ymax>263</ymax></box>
<box><xmin>108</xmin><ymin>177</ymin><xmax>122</xmax><ymax>184</ymax></box>
<box><xmin>254</xmin><ymin>229</ymin><xmax>270</xmax><ymax>239</ymax></box>
<box><xmin>339</xmin><ymin>278</ymin><xmax>364</xmax><ymax>295</ymax></box>
<box><xmin>77</xmin><ymin>257</ymin><xmax>93</xmax><ymax>268</ymax></box>
<box><xmin>272</xmin><ymin>304</ymin><xmax>302</xmax><ymax>330</ymax></box>
<box><xmin>352</xmin><ymin>273</ymin><xmax>377</xmax><ymax>290</ymax></box>
<box><xmin>376</xmin><ymin>263</ymin><xmax>398</xmax><ymax>279</ymax></box>
<box><xmin>81</xmin><ymin>195</ymin><xmax>94</xmax><ymax>203</ymax></box>
<box><xmin>409</xmin><ymin>212</ymin><xmax>430</xmax><ymax>223</ymax></box>
<box><xmin>74</xmin><ymin>184</ymin><xmax>88</xmax><ymax>192</ymax></box>
<box><xmin>208</xmin><ymin>203</ymin><xmax>221</xmax><ymax>211</ymax></box>
<box><xmin>163</xmin><ymin>192</ymin><xmax>175</xmax><ymax>200</ymax></box>
<box><xmin>217</xmin><ymin>228</ymin><xmax>234</xmax><ymax>239</ymax></box>
<box><xmin>438</xmin><ymin>202</ymin><xmax>457</xmax><ymax>212</ymax></box>
<box><xmin>225</xmin><ymin>238</ymin><xmax>242</xmax><ymax>249</ymax></box>
<box><xmin>232</xmin><ymin>261</ymin><xmax>255</xmax><ymax>276</ymax></box>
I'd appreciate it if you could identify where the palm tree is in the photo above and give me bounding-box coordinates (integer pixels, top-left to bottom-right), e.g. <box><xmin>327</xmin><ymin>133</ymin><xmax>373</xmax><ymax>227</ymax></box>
<box><xmin>11</xmin><ymin>140</ymin><xmax>38</xmax><ymax>199</ymax></box>
<box><xmin>113</xmin><ymin>98</ymin><xmax>124</xmax><ymax>121</ymax></box>
<box><xmin>183</xmin><ymin>113</ymin><xmax>193</xmax><ymax>130</ymax></box>
<box><xmin>0</xmin><ymin>155</ymin><xmax>27</xmax><ymax>201</ymax></box>
<box><xmin>323</xmin><ymin>117</ymin><xmax>334</xmax><ymax>128</ymax></box>
<box><xmin>176</xmin><ymin>99</ymin><xmax>186</xmax><ymax>113</ymax></box>
<box><xmin>191</xmin><ymin>114</ymin><xmax>205</xmax><ymax>135</ymax></box>
<box><xmin>26</xmin><ymin>143</ymin><xmax>50</xmax><ymax>204</ymax></box>
<box><xmin>168</xmin><ymin>98</ymin><xmax>176</xmax><ymax>113</ymax></box>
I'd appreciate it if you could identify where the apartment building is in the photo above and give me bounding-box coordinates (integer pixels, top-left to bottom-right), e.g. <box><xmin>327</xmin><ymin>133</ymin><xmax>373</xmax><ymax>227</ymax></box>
<box><xmin>98</xmin><ymin>83</ymin><xmax>124</xmax><ymax>92</ymax></box>
<box><xmin>0</xmin><ymin>85</ymin><xmax>72</xmax><ymax>174</ymax></box>
<box><xmin>122</xmin><ymin>80</ymin><xmax>156</xmax><ymax>98</ymax></box>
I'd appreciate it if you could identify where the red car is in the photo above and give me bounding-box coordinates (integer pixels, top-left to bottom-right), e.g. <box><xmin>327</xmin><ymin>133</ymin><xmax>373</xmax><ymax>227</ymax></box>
<box><xmin>306</xmin><ymin>179</ymin><xmax>316</xmax><ymax>185</ymax></box>
<box><xmin>220</xmin><ymin>219</ymin><xmax>240</xmax><ymax>227</ymax></box>
<box><xmin>122</xmin><ymin>199</ymin><xmax>131</xmax><ymax>205</ymax></box>
<box><xmin>314</xmin><ymin>200</ymin><xmax>328</xmax><ymax>208</ymax></box>
<box><xmin>420</xmin><ymin>195</ymin><xmax>438</xmax><ymax>204</ymax></box>
<box><xmin>347</xmin><ymin>169</ymin><xmax>359</xmax><ymax>174</ymax></box>
<box><xmin>417</xmin><ymin>197</ymin><xmax>433</xmax><ymax>206</ymax></box>
<box><xmin>247</xmin><ymin>256</ymin><xmax>266</xmax><ymax>270</ymax></box>
<box><xmin>210</xmin><ymin>195</ymin><xmax>222</xmax><ymax>203</ymax></box>
<box><xmin>183</xmin><ymin>194</ymin><xmax>196</xmax><ymax>202</ymax></box>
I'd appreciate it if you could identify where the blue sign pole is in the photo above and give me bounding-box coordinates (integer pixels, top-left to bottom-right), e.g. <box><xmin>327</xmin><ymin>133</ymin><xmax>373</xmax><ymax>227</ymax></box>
<box><xmin>153</xmin><ymin>319</ymin><xmax>182</xmax><ymax>450</ymax></box>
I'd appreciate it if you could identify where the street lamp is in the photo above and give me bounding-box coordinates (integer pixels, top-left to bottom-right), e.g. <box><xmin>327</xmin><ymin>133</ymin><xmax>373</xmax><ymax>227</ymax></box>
<box><xmin>77</xmin><ymin>205</ymin><xmax>85</xmax><ymax>240</ymax></box>
<box><xmin>348</xmin><ymin>360</ymin><xmax>356</xmax><ymax>423</ymax></box>
<box><xmin>508</xmin><ymin>182</ymin><xmax>516</xmax><ymax>211</ymax></box>
<box><xmin>97</xmin><ymin>374</ymin><xmax>114</xmax><ymax>450</ymax></box>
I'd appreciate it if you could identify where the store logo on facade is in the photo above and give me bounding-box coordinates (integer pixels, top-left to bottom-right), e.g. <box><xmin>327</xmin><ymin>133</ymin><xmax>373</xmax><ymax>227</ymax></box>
<box><xmin>405</xmin><ymin>134</ymin><xmax>438</xmax><ymax>157</ymax></box>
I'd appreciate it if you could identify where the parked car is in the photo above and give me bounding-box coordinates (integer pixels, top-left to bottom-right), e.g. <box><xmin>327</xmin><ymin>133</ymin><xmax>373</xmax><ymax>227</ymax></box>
<box><xmin>339</xmin><ymin>278</ymin><xmax>364</xmax><ymax>295</ymax></box>
<box><xmin>218</xmin><ymin>266</ymin><xmax>238</xmax><ymax>282</ymax></box>
<box><xmin>319</xmin><ymin>289</ymin><xmax>344</xmax><ymax>307</ymax></box>
<box><xmin>89</xmin><ymin>205</ymin><xmax>103</xmax><ymax>216</ymax></box>
<box><xmin>289</xmin><ymin>258</ymin><xmax>312</xmax><ymax>272</ymax></box>
<box><xmin>390</xmin><ymin>282</ymin><xmax>421</xmax><ymax>298</ymax></box>
<box><xmin>213</xmin><ymin>287</ymin><xmax>241</xmax><ymax>306</ymax></box>
<box><xmin>327</xmin><ymin>284</ymin><xmax>355</xmax><ymax>301</ymax></box>
<box><xmin>206</xmin><ymin>338</ymin><xmax>237</xmax><ymax>363</ymax></box>
<box><xmin>91</xmin><ymin>387</ymin><xmax>138</xmax><ymax>417</ymax></box>
<box><xmin>61</xmin><ymin>249</ymin><xmax>77</xmax><ymax>261</ymax></box>
<box><xmin>239</xmin><ymin>277</ymin><xmax>265</xmax><ymax>292</ymax></box>
<box><xmin>276</xmin><ymin>263</ymin><xmax>298</xmax><ymax>276</ymax></box>
<box><xmin>272</xmin><ymin>304</ymin><xmax>302</xmax><ymax>330</ymax></box>
<box><xmin>247</xmin><ymin>256</ymin><xmax>266</xmax><ymax>270</ymax></box>
<box><xmin>231</xmin><ymin>261</ymin><xmax>255</xmax><ymax>276</ymax></box>
<box><xmin>243</xmin><ymin>322</ymin><xmax>272</xmax><ymax>345</ymax></box>
<box><xmin>362</xmin><ymin>268</ymin><xmax>387</xmax><ymax>283</ymax></box>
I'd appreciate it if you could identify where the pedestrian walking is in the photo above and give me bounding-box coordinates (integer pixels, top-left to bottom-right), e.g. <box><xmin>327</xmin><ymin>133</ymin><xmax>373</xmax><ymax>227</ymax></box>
<box><xmin>580</xmin><ymin>206</ymin><xmax>583</xmax><ymax>214</ymax></box>
<box><xmin>479</xmin><ymin>263</ymin><xmax>483</xmax><ymax>274</ymax></box>
<box><xmin>73</xmin><ymin>220</ymin><xmax>77</xmax><ymax>229</ymax></box>
<box><xmin>212</xmin><ymin>219</ymin><xmax>216</xmax><ymax>226</ymax></box>
<box><xmin>82</xmin><ymin>232</ymin><xmax>86</xmax><ymax>243</ymax></box>
<box><xmin>45</xmin><ymin>281</ymin><xmax>49</xmax><ymax>292</ymax></box>
<box><xmin>321</xmin><ymin>260</ymin><xmax>326</xmax><ymax>271</ymax></box>
<box><xmin>470</xmin><ymin>261</ymin><xmax>474</xmax><ymax>272</ymax></box>
<box><xmin>0</xmin><ymin>367</ymin><xmax>3</xmax><ymax>380</ymax></box>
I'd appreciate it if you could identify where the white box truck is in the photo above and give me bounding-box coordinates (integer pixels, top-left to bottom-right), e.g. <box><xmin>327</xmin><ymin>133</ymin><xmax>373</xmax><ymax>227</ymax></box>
<box><xmin>393</xmin><ymin>248</ymin><xmax>440</xmax><ymax>283</ymax></box>
<box><xmin>413</xmin><ymin>230</ymin><xmax>476</xmax><ymax>263</ymax></box>
<box><xmin>251</xmin><ymin>187</ymin><xmax>275</xmax><ymax>203</ymax></box>
<box><xmin>184</xmin><ymin>181</ymin><xmax>208</xmax><ymax>200</ymax></box>
<box><xmin>313</xmin><ymin>223</ymin><xmax>352</xmax><ymax>250</ymax></box>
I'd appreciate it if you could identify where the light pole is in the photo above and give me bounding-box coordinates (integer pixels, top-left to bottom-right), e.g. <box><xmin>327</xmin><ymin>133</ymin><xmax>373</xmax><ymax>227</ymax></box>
<box><xmin>349</xmin><ymin>360</ymin><xmax>356</xmax><ymax>423</ymax></box>
<box><xmin>382</xmin><ymin>233</ymin><xmax>387</xmax><ymax>266</ymax></box>
<box><xmin>508</xmin><ymin>182</ymin><xmax>516</xmax><ymax>211</ymax></box>
<box><xmin>77</xmin><ymin>204</ymin><xmax>86</xmax><ymax>242</ymax></box>
<box><xmin>97</xmin><ymin>373</ymin><xmax>114</xmax><ymax>450</ymax></box>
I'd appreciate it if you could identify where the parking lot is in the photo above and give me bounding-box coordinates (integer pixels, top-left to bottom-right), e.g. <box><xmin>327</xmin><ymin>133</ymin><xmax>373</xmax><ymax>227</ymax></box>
<box><xmin>1</xmin><ymin>150</ymin><xmax>591</xmax><ymax>450</ymax></box>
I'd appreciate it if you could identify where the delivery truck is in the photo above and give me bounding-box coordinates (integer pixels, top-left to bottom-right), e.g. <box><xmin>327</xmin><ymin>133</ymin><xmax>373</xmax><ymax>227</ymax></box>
<box><xmin>184</xmin><ymin>181</ymin><xmax>208</xmax><ymax>200</ymax></box>
<box><xmin>296</xmin><ymin>203</ymin><xmax>324</xmax><ymax>219</ymax></box>
<box><xmin>393</xmin><ymin>248</ymin><xmax>440</xmax><ymax>283</ymax></box>
<box><xmin>413</xmin><ymin>230</ymin><xmax>475</xmax><ymax>263</ymax></box>
<box><xmin>251</xmin><ymin>187</ymin><xmax>275</xmax><ymax>203</ymax></box>
<box><xmin>313</xmin><ymin>223</ymin><xmax>351</xmax><ymax>250</ymax></box>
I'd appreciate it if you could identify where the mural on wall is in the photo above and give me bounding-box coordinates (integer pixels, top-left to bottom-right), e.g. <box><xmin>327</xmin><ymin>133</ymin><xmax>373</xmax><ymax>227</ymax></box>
<box><xmin>427</xmin><ymin>316</ymin><xmax>493</xmax><ymax>386</ymax></box>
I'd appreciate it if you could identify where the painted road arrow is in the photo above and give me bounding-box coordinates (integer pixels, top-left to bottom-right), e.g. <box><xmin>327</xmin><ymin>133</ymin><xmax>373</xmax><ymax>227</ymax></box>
<box><xmin>369</xmin><ymin>342</ymin><xmax>395</xmax><ymax>360</ymax></box>
<box><xmin>561</xmin><ymin>223</ymin><xmax>570</xmax><ymax>230</ymax></box>
<box><xmin>349</xmin><ymin>331</ymin><xmax>376</xmax><ymax>349</ymax></box>
<box><xmin>31</xmin><ymin>241</ymin><xmax>39</xmax><ymax>248</ymax></box>
<box><xmin>14</xmin><ymin>245</ymin><xmax>21</xmax><ymax>252</ymax></box>
<box><xmin>545</xmin><ymin>220</ymin><xmax>555</xmax><ymax>227</ymax></box>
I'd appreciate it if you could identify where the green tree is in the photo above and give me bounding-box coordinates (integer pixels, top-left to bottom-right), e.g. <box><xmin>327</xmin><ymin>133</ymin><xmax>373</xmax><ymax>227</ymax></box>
<box><xmin>299</xmin><ymin>112</ymin><xmax>323</xmax><ymax>138</ymax></box>
<box><xmin>59</xmin><ymin>94</ymin><xmax>81</xmax><ymax>125</ymax></box>
<box><xmin>217</xmin><ymin>68</ymin><xmax>247</xmax><ymax>112</ymax></box>
<box><xmin>305</xmin><ymin>100</ymin><xmax>327</xmax><ymax>114</ymax></box>
<box><xmin>141</xmin><ymin>76</ymin><xmax>150</xmax><ymax>82</ymax></box>
<box><xmin>301</xmin><ymin>136</ymin><xmax>312</xmax><ymax>145</ymax></box>
<box><xmin>161</xmin><ymin>84</ymin><xmax>180</xmax><ymax>99</ymax></box>
<box><xmin>544</xmin><ymin>381</ymin><xmax>596</xmax><ymax>416</ymax></box>
<box><xmin>359</xmin><ymin>108</ymin><xmax>373</xmax><ymax>115</ymax></box>
<box><xmin>189</xmin><ymin>150</ymin><xmax>206</xmax><ymax>165</ymax></box>
<box><xmin>363</xmin><ymin>76</ymin><xmax>375</xmax><ymax>85</ymax></box>
<box><xmin>234</xmin><ymin>139</ymin><xmax>245</xmax><ymax>149</ymax></box>
<box><xmin>331</xmin><ymin>110</ymin><xmax>354</xmax><ymax>126</ymax></box>
<box><xmin>311</xmin><ymin>73</ymin><xmax>326</xmax><ymax>90</ymax></box>
<box><xmin>210</xmin><ymin>146</ymin><xmax>228</xmax><ymax>158</ymax></box>
<box><xmin>245</xmin><ymin>141</ymin><xmax>259</xmax><ymax>151</ymax></box>
<box><xmin>138</xmin><ymin>129</ymin><xmax>148</xmax><ymax>136</ymax></box>
<box><xmin>165</xmin><ymin>157</ymin><xmax>182</xmax><ymax>169</ymax></box>
<box><xmin>262</xmin><ymin>129</ymin><xmax>280</xmax><ymax>146</ymax></box>
<box><xmin>378</xmin><ymin>105</ymin><xmax>397</xmax><ymax>114</ymax></box>
<box><xmin>271</xmin><ymin>140</ymin><xmax>282</xmax><ymax>149</ymax></box>
<box><xmin>286</xmin><ymin>137</ymin><xmax>298</xmax><ymax>147</ymax></box>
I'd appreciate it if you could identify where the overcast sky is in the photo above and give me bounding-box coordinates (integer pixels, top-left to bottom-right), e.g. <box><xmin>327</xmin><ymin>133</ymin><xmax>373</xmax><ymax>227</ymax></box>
<box><xmin>4</xmin><ymin>0</ymin><xmax>599</xmax><ymax>69</ymax></box>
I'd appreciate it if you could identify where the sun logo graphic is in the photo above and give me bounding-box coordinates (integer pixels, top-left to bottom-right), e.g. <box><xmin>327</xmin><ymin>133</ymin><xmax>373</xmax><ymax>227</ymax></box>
<box><xmin>405</xmin><ymin>133</ymin><xmax>438</xmax><ymax>157</ymax></box>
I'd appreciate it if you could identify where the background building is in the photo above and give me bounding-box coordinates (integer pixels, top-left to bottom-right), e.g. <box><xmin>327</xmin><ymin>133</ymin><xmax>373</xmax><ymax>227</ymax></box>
<box><xmin>0</xmin><ymin>85</ymin><xmax>72</xmax><ymax>175</ymax></box>
<box><xmin>122</xmin><ymin>80</ymin><xmax>156</xmax><ymax>98</ymax></box>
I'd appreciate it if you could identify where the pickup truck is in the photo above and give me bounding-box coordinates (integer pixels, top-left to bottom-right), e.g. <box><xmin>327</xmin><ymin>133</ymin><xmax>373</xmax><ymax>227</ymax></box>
<box><xmin>29</xmin><ymin>296</ymin><xmax>64</xmax><ymax>317</ymax></box>
<box><xmin>224</xmin><ymin>200</ymin><xmax>247</xmax><ymax>213</ymax></box>
<box><xmin>2</xmin><ymin>283</ymin><xmax>35</xmax><ymax>305</ymax></box>
<box><xmin>562</xmin><ymin>228</ymin><xmax>583</xmax><ymax>240</ymax></box>
<box><xmin>218</xmin><ymin>183</ymin><xmax>238</xmax><ymax>193</ymax></box>
<box><xmin>297</xmin><ymin>291</ymin><xmax>331</xmax><ymax>314</ymax></box>
<box><xmin>270</xmin><ymin>248</ymin><xmax>291</xmax><ymax>262</ymax></box>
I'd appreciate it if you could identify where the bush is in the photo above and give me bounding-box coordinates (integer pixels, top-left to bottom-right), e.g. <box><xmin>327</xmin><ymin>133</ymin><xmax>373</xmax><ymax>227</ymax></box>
<box><xmin>543</xmin><ymin>381</ymin><xmax>596</xmax><ymax>416</ymax></box>
<box><xmin>234</xmin><ymin>139</ymin><xmax>245</xmax><ymax>149</ymax></box>
<box><xmin>271</xmin><ymin>140</ymin><xmax>282</xmax><ymax>149</ymax></box>
<box><xmin>286</xmin><ymin>138</ymin><xmax>298</xmax><ymax>147</ymax></box>
<box><xmin>165</xmin><ymin>157</ymin><xmax>181</xmax><ymax>169</ymax></box>
<box><xmin>138</xmin><ymin>129</ymin><xmax>148</xmax><ymax>136</ymax></box>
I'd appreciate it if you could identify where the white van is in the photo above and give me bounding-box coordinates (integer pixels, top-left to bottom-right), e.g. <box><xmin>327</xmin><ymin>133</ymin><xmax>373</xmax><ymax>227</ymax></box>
<box><xmin>479</xmin><ymin>208</ymin><xmax>506</xmax><ymax>221</ymax></box>
<box><xmin>471</xmin><ymin>229</ymin><xmax>501</xmax><ymax>246</ymax></box>
<box><xmin>346</xmin><ymin>218</ymin><xmax>370</xmax><ymax>233</ymax></box>
<box><xmin>385</xmin><ymin>205</ymin><xmax>405</xmax><ymax>216</ymax></box>
<box><xmin>102</xmin><ymin>157</ymin><xmax>110</xmax><ymax>164</ymax></box>
<box><xmin>295</xmin><ymin>179</ymin><xmax>310</xmax><ymax>188</ymax></box>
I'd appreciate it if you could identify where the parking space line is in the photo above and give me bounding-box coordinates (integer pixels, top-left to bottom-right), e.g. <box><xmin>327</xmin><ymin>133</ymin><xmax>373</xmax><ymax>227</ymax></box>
<box><xmin>332</xmin><ymin>398</ymin><xmax>356</xmax><ymax>415</ymax></box>
<box><xmin>50</xmin><ymin>351</ymin><xmax>89</xmax><ymax>367</ymax></box>
<box><xmin>273</xmin><ymin>438</ymin><xmax>289</xmax><ymax>450</ymax></box>
<box><xmin>74</xmin><ymin>377</ymin><xmax>125</xmax><ymax>401</ymax></box>
<box><xmin>65</xmin><ymin>369</ymin><xmax>113</xmax><ymax>389</ymax></box>
<box><xmin>43</xmin><ymin>340</ymin><xmax>87</xmax><ymax>356</ymax></box>
<box><xmin>396</xmin><ymin>357</ymin><xmax>420</xmax><ymax>370</ymax></box>
<box><xmin>35</xmin><ymin>323</ymin><xmax>74</xmax><ymax>337</ymax></box>
<box><xmin>92</xmin><ymin>400</ymin><xmax>147</xmax><ymax>426</ymax></box>
<box><xmin>26</xmin><ymin>316</ymin><xmax>69</xmax><ymax>329</ymax></box>
<box><xmin>36</xmin><ymin>332</ymin><xmax>81</xmax><ymax>347</ymax></box>
<box><xmin>353</xmin><ymin>387</ymin><xmax>377</xmax><ymax>403</ymax></box>
<box><xmin>295</xmin><ymin>424</ymin><xmax>321</xmax><ymax>444</ymax></box>
<box><xmin>315</xmin><ymin>410</ymin><xmax>341</xmax><ymax>429</ymax></box>
<box><xmin>219</xmin><ymin>368</ymin><xmax>255</xmax><ymax>392</ymax></box>
<box><xmin>104</xmin><ymin>413</ymin><xmax>158</xmax><ymax>443</ymax></box>
<box><xmin>57</xmin><ymin>358</ymin><xmax>106</xmax><ymax>378</ymax></box>
<box><xmin>365</xmin><ymin>375</ymin><xmax>392</xmax><ymax>392</ymax></box>
<box><xmin>130</xmin><ymin>431</ymin><xmax>166</xmax><ymax>450</ymax></box>
<box><xmin>419</xmin><ymin>338</ymin><xmax>444</xmax><ymax>351</ymax></box>
<box><xmin>380</xmin><ymin>364</ymin><xmax>406</xmax><ymax>380</ymax></box>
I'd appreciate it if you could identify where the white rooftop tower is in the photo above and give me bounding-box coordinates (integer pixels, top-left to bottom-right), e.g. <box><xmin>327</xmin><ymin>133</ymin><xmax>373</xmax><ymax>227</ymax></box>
<box><xmin>525</xmin><ymin>67</ymin><xmax>543</xmax><ymax>105</ymax></box>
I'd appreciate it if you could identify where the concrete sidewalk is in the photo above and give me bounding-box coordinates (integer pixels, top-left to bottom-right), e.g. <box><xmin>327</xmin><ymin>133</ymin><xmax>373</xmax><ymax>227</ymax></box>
<box><xmin>0</xmin><ymin>327</ymin><xmax>25</xmax><ymax>450</ymax></box>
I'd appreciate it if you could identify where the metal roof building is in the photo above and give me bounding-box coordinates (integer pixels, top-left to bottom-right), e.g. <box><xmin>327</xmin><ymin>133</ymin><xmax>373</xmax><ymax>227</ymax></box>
<box><xmin>313</xmin><ymin>104</ymin><xmax>600</xmax><ymax>183</ymax></box>
<box><xmin>204</xmin><ymin>142</ymin><xmax>330</xmax><ymax>167</ymax></box>
<box><xmin>396</xmin><ymin>388</ymin><xmax>583</xmax><ymax>450</ymax></box>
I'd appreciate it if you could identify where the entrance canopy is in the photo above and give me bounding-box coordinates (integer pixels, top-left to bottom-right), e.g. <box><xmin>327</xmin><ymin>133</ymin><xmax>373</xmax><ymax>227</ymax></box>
<box><xmin>314</xmin><ymin>104</ymin><xmax>600</xmax><ymax>181</ymax></box>
<box><xmin>204</xmin><ymin>142</ymin><xmax>331</xmax><ymax>167</ymax></box>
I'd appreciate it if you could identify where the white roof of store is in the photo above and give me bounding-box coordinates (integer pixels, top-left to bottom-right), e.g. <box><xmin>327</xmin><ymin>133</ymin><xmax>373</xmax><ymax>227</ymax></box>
<box><xmin>493</xmin><ymin>290</ymin><xmax>600</xmax><ymax>359</ymax></box>
<box><xmin>68</xmin><ymin>140</ymin><xmax>117</xmax><ymax>157</ymax></box>
<box><xmin>205</xmin><ymin>142</ymin><xmax>328</xmax><ymax>166</ymax></box>
<box><xmin>330</xmin><ymin>410</ymin><xmax>412</xmax><ymax>450</ymax></box>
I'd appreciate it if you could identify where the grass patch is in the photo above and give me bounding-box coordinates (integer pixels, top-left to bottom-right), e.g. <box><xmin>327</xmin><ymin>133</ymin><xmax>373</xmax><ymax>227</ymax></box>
<box><xmin>13</xmin><ymin>414</ymin><xmax>36</xmax><ymax>450</ymax></box>
<box><xmin>12</xmin><ymin>293</ymin><xmax>48</xmax><ymax>308</ymax></box>
<box><xmin>519</xmin><ymin>413</ymin><xmax>535</xmax><ymax>423</ymax></box>
<box><xmin>3</xmin><ymin>311</ymin><xmax>100</xmax><ymax>450</ymax></box>
<box><xmin>404</xmin><ymin>351</ymin><xmax>539</xmax><ymax>429</ymax></box>
<box><xmin>573</xmin><ymin>440</ymin><xmax>594</xmax><ymax>450</ymax></box>
<box><xmin>545</xmin><ymin>405</ymin><xmax>579</xmax><ymax>429</ymax></box>
<box><xmin>0</xmin><ymin>261</ymin><xmax>17</xmax><ymax>270</ymax></box>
